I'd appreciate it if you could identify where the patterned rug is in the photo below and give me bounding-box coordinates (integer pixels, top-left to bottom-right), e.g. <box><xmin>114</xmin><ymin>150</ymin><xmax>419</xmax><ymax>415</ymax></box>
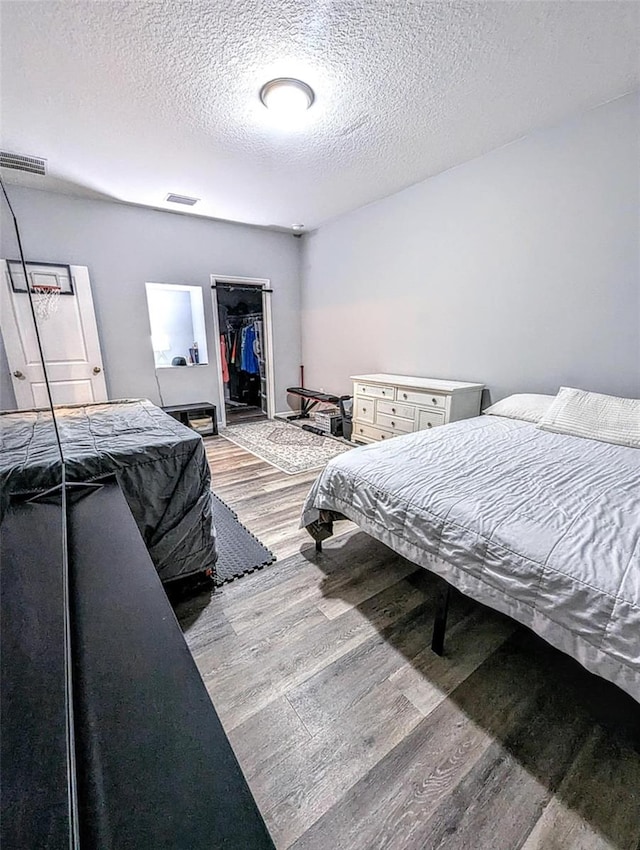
<box><xmin>221</xmin><ymin>419</ymin><xmax>352</xmax><ymax>474</ymax></box>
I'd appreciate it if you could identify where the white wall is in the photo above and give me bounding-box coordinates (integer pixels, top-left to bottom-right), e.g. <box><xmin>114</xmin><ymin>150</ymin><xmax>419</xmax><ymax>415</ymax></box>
<box><xmin>0</xmin><ymin>189</ymin><xmax>301</xmax><ymax>410</ymax></box>
<box><xmin>301</xmin><ymin>94</ymin><xmax>640</xmax><ymax>402</ymax></box>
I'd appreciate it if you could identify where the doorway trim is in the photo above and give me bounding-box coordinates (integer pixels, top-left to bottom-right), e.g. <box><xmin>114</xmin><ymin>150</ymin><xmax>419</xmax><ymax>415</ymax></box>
<box><xmin>210</xmin><ymin>275</ymin><xmax>275</xmax><ymax>429</ymax></box>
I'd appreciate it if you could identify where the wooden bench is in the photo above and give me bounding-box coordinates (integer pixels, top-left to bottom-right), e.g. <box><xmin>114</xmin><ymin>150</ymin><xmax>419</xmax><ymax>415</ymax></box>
<box><xmin>163</xmin><ymin>402</ymin><xmax>218</xmax><ymax>436</ymax></box>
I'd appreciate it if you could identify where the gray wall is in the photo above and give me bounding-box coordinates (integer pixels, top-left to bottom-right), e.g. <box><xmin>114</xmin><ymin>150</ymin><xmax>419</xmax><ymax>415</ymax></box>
<box><xmin>0</xmin><ymin>189</ymin><xmax>301</xmax><ymax>411</ymax></box>
<box><xmin>301</xmin><ymin>94</ymin><xmax>640</xmax><ymax>402</ymax></box>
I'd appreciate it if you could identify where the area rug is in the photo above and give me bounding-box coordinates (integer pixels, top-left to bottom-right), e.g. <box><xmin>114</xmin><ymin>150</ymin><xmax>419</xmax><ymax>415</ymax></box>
<box><xmin>221</xmin><ymin>419</ymin><xmax>352</xmax><ymax>474</ymax></box>
<box><xmin>211</xmin><ymin>491</ymin><xmax>276</xmax><ymax>584</ymax></box>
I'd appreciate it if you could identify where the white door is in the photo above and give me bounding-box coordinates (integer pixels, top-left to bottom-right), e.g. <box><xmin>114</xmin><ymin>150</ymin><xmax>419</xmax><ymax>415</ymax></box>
<box><xmin>1</xmin><ymin>262</ymin><xmax>108</xmax><ymax>408</ymax></box>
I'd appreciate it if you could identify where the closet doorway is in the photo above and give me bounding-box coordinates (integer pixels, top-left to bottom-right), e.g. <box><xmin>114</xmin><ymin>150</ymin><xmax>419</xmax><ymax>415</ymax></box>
<box><xmin>211</xmin><ymin>276</ymin><xmax>275</xmax><ymax>428</ymax></box>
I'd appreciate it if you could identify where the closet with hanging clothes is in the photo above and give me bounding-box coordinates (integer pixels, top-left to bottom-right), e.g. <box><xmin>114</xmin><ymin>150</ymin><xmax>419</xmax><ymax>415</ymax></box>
<box><xmin>216</xmin><ymin>284</ymin><xmax>268</xmax><ymax>423</ymax></box>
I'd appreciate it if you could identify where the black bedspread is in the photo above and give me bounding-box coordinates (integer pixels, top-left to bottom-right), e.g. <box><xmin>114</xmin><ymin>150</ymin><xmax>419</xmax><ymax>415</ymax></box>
<box><xmin>0</xmin><ymin>399</ymin><xmax>216</xmax><ymax>582</ymax></box>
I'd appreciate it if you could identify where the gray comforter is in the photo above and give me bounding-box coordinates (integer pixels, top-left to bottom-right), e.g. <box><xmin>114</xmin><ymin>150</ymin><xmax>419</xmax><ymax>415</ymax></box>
<box><xmin>302</xmin><ymin>416</ymin><xmax>640</xmax><ymax>702</ymax></box>
<box><xmin>0</xmin><ymin>399</ymin><xmax>216</xmax><ymax>582</ymax></box>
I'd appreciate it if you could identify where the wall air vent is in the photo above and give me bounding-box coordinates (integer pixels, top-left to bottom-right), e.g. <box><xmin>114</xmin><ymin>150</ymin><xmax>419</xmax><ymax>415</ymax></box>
<box><xmin>166</xmin><ymin>193</ymin><xmax>199</xmax><ymax>206</ymax></box>
<box><xmin>0</xmin><ymin>151</ymin><xmax>47</xmax><ymax>176</ymax></box>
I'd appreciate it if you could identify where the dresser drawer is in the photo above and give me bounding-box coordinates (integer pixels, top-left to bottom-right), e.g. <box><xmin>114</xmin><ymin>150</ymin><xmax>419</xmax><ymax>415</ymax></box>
<box><xmin>375</xmin><ymin>412</ymin><xmax>414</xmax><ymax>434</ymax></box>
<box><xmin>397</xmin><ymin>388</ymin><xmax>447</xmax><ymax>410</ymax></box>
<box><xmin>354</xmin><ymin>382</ymin><xmax>395</xmax><ymax>400</ymax></box>
<box><xmin>417</xmin><ymin>409</ymin><xmax>446</xmax><ymax>430</ymax></box>
<box><xmin>353</xmin><ymin>422</ymin><xmax>395</xmax><ymax>443</ymax></box>
<box><xmin>354</xmin><ymin>397</ymin><xmax>375</xmax><ymax>423</ymax></box>
<box><xmin>377</xmin><ymin>399</ymin><xmax>416</xmax><ymax>420</ymax></box>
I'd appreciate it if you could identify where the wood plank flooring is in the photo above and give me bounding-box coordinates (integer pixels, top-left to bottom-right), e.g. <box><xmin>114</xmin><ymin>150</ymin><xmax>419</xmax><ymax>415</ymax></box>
<box><xmin>176</xmin><ymin>434</ymin><xmax>640</xmax><ymax>850</ymax></box>
<box><xmin>204</xmin><ymin>434</ymin><xmax>354</xmax><ymax>561</ymax></box>
<box><xmin>224</xmin><ymin>404</ymin><xmax>268</xmax><ymax>425</ymax></box>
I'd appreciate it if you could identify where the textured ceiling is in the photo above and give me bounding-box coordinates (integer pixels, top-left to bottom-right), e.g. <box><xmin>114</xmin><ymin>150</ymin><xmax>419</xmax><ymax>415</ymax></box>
<box><xmin>1</xmin><ymin>1</ymin><xmax>638</xmax><ymax>229</ymax></box>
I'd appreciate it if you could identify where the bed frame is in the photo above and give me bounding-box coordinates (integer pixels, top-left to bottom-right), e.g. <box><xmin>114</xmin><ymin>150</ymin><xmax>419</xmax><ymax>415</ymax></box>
<box><xmin>315</xmin><ymin>539</ymin><xmax>451</xmax><ymax>655</ymax></box>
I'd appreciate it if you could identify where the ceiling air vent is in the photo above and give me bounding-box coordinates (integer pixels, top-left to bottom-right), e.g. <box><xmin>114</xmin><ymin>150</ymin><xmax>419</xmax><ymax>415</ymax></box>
<box><xmin>166</xmin><ymin>193</ymin><xmax>199</xmax><ymax>206</ymax></box>
<box><xmin>0</xmin><ymin>151</ymin><xmax>47</xmax><ymax>176</ymax></box>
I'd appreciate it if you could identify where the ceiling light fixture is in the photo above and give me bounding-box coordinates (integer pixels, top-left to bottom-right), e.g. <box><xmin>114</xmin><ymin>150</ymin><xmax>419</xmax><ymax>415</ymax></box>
<box><xmin>260</xmin><ymin>78</ymin><xmax>314</xmax><ymax>116</ymax></box>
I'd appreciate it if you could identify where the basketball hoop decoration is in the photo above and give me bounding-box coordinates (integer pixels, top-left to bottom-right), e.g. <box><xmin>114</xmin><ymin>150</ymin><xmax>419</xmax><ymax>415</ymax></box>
<box><xmin>6</xmin><ymin>260</ymin><xmax>74</xmax><ymax>322</ymax></box>
<box><xmin>31</xmin><ymin>282</ymin><xmax>62</xmax><ymax>321</ymax></box>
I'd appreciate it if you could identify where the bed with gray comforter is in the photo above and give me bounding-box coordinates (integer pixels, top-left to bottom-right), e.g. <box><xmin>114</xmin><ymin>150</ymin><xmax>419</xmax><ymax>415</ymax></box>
<box><xmin>0</xmin><ymin>399</ymin><xmax>216</xmax><ymax>582</ymax></box>
<box><xmin>302</xmin><ymin>416</ymin><xmax>640</xmax><ymax>702</ymax></box>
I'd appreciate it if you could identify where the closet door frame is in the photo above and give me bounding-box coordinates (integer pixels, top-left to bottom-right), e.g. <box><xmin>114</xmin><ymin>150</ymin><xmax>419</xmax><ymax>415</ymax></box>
<box><xmin>210</xmin><ymin>275</ymin><xmax>275</xmax><ymax>428</ymax></box>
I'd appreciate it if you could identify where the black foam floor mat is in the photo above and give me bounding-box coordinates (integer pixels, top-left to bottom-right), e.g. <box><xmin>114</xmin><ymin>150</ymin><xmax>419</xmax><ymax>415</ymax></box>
<box><xmin>211</xmin><ymin>492</ymin><xmax>276</xmax><ymax>585</ymax></box>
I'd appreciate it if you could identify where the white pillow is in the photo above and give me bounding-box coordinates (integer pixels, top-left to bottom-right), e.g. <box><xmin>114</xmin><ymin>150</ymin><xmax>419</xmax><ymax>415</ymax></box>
<box><xmin>538</xmin><ymin>387</ymin><xmax>640</xmax><ymax>448</ymax></box>
<box><xmin>483</xmin><ymin>394</ymin><xmax>556</xmax><ymax>423</ymax></box>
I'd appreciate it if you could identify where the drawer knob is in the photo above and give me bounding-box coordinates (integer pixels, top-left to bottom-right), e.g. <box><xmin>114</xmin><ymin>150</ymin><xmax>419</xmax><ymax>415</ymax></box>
<box><xmin>362</xmin><ymin>387</ymin><xmax>366</xmax><ymax>393</ymax></box>
<box><xmin>359</xmin><ymin>427</ymin><xmax>363</xmax><ymax>433</ymax></box>
<box><xmin>363</xmin><ymin>407</ymin><xmax>366</xmax><ymax>412</ymax></box>
<box><xmin>427</xmin><ymin>422</ymin><xmax>433</xmax><ymax>428</ymax></box>
<box><xmin>402</xmin><ymin>393</ymin><xmax>407</xmax><ymax>400</ymax></box>
<box><xmin>381</xmin><ymin>434</ymin><xmax>386</xmax><ymax>439</ymax></box>
<box><xmin>391</xmin><ymin>421</ymin><xmax>395</xmax><ymax>427</ymax></box>
<box><xmin>391</xmin><ymin>407</ymin><xmax>396</xmax><ymax>413</ymax></box>
<box><xmin>432</xmin><ymin>397</ymin><xmax>437</xmax><ymax>405</ymax></box>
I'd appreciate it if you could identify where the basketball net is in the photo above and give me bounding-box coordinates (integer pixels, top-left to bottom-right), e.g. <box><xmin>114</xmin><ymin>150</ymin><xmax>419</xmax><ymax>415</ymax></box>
<box><xmin>31</xmin><ymin>284</ymin><xmax>61</xmax><ymax>322</ymax></box>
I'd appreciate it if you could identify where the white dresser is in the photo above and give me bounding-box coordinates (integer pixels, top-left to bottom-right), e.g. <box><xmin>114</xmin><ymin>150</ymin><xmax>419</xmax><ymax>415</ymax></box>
<box><xmin>351</xmin><ymin>374</ymin><xmax>484</xmax><ymax>444</ymax></box>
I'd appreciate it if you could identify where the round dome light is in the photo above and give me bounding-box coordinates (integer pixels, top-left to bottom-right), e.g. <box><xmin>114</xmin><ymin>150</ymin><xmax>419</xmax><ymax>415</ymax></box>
<box><xmin>260</xmin><ymin>78</ymin><xmax>314</xmax><ymax>115</ymax></box>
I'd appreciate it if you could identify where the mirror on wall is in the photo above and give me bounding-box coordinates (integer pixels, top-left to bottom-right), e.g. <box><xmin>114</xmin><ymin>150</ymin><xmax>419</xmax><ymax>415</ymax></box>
<box><xmin>0</xmin><ymin>179</ymin><xmax>66</xmax><ymax>539</ymax></box>
<box><xmin>0</xmin><ymin>186</ymin><xmax>64</xmax><ymax>476</ymax></box>
<box><xmin>145</xmin><ymin>282</ymin><xmax>208</xmax><ymax>368</ymax></box>
<box><xmin>0</xmin><ymin>181</ymin><xmax>76</xmax><ymax>846</ymax></box>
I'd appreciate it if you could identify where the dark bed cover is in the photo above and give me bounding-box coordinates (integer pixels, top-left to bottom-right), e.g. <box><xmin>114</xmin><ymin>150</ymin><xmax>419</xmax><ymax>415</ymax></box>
<box><xmin>0</xmin><ymin>399</ymin><xmax>216</xmax><ymax>582</ymax></box>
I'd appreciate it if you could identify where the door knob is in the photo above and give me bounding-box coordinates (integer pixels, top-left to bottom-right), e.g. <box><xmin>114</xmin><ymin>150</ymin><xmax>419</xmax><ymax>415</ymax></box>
<box><xmin>13</xmin><ymin>370</ymin><xmax>24</xmax><ymax>379</ymax></box>
<box><xmin>93</xmin><ymin>366</ymin><xmax>102</xmax><ymax>374</ymax></box>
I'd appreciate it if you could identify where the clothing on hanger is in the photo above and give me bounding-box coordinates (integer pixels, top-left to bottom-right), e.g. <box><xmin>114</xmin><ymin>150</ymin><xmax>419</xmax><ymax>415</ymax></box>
<box><xmin>241</xmin><ymin>323</ymin><xmax>260</xmax><ymax>374</ymax></box>
<box><xmin>220</xmin><ymin>334</ymin><xmax>229</xmax><ymax>383</ymax></box>
<box><xmin>230</xmin><ymin>330</ymin><xmax>238</xmax><ymax>365</ymax></box>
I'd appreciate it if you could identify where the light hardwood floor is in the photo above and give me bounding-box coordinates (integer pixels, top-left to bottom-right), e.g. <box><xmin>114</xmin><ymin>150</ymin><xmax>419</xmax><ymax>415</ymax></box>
<box><xmin>176</xmin><ymin>434</ymin><xmax>640</xmax><ymax>850</ymax></box>
<box><xmin>203</xmin><ymin>434</ymin><xmax>354</xmax><ymax>561</ymax></box>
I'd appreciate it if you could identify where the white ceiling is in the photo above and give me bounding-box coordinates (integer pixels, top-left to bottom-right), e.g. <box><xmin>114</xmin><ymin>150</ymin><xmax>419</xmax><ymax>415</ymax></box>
<box><xmin>1</xmin><ymin>1</ymin><xmax>638</xmax><ymax>230</ymax></box>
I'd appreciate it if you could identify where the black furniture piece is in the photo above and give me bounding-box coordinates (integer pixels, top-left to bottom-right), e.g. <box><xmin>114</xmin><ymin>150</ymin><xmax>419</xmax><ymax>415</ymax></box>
<box><xmin>286</xmin><ymin>386</ymin><xmax>345</xmax><ymax>420</ymax></box>
<box><xmin>1</xmin><ymin>478</ymin><xmax>275</xmax><ymax>850</ymax></box>
<box><xmin>1</xmin><ymin>497</ymin><xmax>72</xmax><ymax>849</ymax></box>
<box><xmin>164</xmin><ymin>401</ymin><xmax>218</xmax><ymax>436</ymax></box>
<box><xmin>339</xmin><ymin>396</ymin><xmax>353</xmax><ymax>441</ymax></box>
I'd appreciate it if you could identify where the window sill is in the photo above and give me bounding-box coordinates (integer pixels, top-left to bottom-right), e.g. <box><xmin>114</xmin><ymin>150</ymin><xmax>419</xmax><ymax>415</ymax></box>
<box><xmin>155</xmin><ymin>363</ymin><xmax>209</xmax><ymax>369</ymax></box>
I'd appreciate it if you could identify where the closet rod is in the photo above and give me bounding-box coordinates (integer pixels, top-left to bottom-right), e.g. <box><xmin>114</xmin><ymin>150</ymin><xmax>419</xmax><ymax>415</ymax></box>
<box><xmin>212</xmin><ymin>284</ymin><xmax>273</xmax><ymax>293</ymax></box>
<box><xmin>225</xmin><ymin>313</ymin><xmax>263</xmax><ymax>322</ymax></box>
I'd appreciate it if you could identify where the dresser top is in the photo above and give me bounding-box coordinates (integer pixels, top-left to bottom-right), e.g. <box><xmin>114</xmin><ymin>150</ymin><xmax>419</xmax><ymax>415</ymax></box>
<box><xmin>351</xmin><ymin>374</ymin><xmax>484</xmax><ymax>393</ymax></box>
